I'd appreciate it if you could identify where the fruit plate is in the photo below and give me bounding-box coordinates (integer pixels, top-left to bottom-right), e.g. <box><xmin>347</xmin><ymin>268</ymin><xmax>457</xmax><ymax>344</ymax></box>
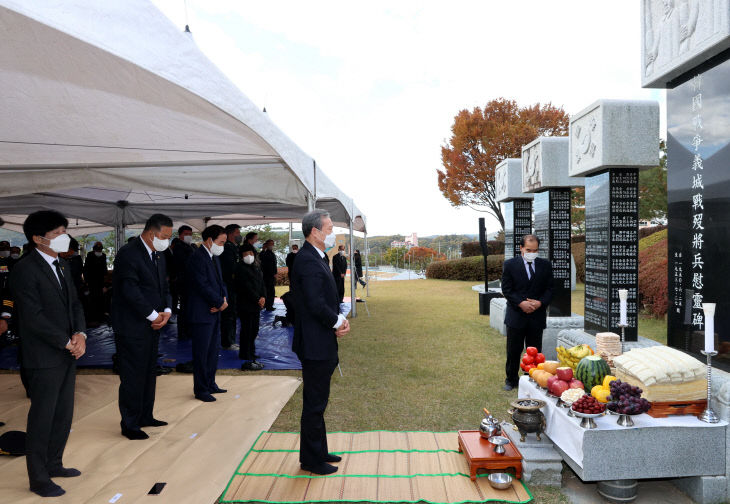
<box><xmin>571</xmin><ymin>409</ymin><xmax>606</xmax><ymax>429</ymax></box>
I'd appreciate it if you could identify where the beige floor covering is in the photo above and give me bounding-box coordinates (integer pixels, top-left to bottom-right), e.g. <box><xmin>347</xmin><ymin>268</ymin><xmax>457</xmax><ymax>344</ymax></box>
<box><xmin>0</xmin><ymin>373</ymin><xmax>301</xmax><ymax>504</ymax></box>
<box><xmin>221</xmin><ymin>431</ymin><xmax>532</xmax><ymax>504</ymax></box>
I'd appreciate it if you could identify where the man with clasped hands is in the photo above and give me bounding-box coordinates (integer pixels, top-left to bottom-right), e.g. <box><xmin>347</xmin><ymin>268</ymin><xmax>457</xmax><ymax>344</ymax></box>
<box><xmin>10</xmin><ymin>210</ymin><xmax>87</xmax><ymax>498</ymax></box>
<box><xmin>291</xmin><ymin>209</ymin><xmax>351</xmax><ymax>475</ymax></box>
<box><xmin>112</xmin><ymin>214</ymin><xmax>173</xmax><ymax>440</ymax></box>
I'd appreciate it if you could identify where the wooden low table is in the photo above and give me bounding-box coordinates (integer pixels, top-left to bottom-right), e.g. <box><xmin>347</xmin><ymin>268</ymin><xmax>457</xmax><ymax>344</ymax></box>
<box><xmin>457</xmin><ymin>430</ymin><xmax>523</xmax><ymax>481</ymax></box>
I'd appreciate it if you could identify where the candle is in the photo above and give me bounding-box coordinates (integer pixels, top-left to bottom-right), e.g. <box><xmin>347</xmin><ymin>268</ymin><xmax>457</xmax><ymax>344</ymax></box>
<box><xmin>618</xmin><ymin>289</ymin><xmax>628</xmax><ymax>326</ymax></box>
<box><xmin>703</xmin><ymin>303</ymin><xmax>716</xmax><ymax>353</ymax></box>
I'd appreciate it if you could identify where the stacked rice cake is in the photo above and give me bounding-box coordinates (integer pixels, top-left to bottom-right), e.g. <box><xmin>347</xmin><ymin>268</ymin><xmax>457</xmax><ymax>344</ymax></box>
<box><xmin>613</xmin><ymin>346</ymin><xmax>706</xmax><ymax>402</ymax></box>
<box><xmin>596</xmin><ymin>332</ymin><xmax>622</xmax><ymax>367</ymax></box>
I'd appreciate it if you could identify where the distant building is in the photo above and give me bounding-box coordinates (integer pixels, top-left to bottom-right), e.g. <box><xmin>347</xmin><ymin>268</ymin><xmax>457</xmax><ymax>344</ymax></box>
<box><xmin>390</xmin><ymin>232</ymin><xmax>418</xmax><ymax>249</ymax></box>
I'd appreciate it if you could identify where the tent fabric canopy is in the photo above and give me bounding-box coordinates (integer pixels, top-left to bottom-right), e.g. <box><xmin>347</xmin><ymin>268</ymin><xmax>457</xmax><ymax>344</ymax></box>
<box><xmin>0</xmin><ymin>0</ymin><xmax>366</xmax><ymax>233</ymax></box>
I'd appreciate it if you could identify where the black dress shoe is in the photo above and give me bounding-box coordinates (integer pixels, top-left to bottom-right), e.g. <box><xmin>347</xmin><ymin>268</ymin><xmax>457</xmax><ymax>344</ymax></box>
<box><xmin>301</xmin><ymin>462</ymin><xmax>338</xmax><ymax>475</ymax></box>
<box><xmin>211</xmin><ymin>387</ymin><xmax>227</xmax><ymax>394</ymax></box>
<box><xmin>196</xmin><ymin>393</ymin><xmax>216</xmax><ymax>402</ymax></box>
<box><xmin>121</xmin><ymin>425</ymin><xmax>149</xmax><ymax>440</ymax></box>
<box><xmin>503</xmin><ymin>383</ymin><xmax>515</xmax><ymax>391</ymax></box>
<box><xmin>49</xmin><ymin>467</ymin><xmax>81</xmax><ymax>478</ymax></box>
<box><xmin>30</xmin><ymin>481</ymin><xmax>65</xmax><ymax>497</ymax></box>
<box><xmin>324</xmin><ymin>453</ymin><xmax>342</xmax><ymax>462</ymax></box>
<box><xmin>140</xmin><ymin>419</ymin><xmax>168</xmax><ymax>427</ymax></box>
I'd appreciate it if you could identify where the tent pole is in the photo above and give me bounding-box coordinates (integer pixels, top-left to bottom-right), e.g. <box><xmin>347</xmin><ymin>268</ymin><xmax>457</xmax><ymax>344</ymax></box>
<box><xmin>365</xmin><ymin>232</ymin><xmax>370</xmax><ymax>297</ymax></box>
<box><xmin>307</xmin><ymin>193</ymin><xmax>315</xmax><ymax>212</ymax></box>
<box><xmin>349</xmin><ymin>219</ymin><xmax>356</xmax><ymax>318</ymax></box>
<box><xmin>115</xmin><ymin>223</ymin><xmax>125</xmax><ymax>253</ymax></box>
<box><xmin>289</xmin><ymin>222</ymin><xmax>293</xmax><ymax>245</ymax></box>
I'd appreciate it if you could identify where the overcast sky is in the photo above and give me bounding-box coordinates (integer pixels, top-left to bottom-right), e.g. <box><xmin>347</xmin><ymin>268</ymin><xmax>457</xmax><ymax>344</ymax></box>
<box><xmin>150</xmin><ymin>0</ymin><xmax>665</xmax><ymax>237</ymax></box>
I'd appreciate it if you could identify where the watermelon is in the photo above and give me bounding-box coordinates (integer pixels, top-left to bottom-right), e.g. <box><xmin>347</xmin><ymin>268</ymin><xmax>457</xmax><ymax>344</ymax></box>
<box><xmin>575</xmin><ymin>355</ymin><xmax>611</xmax><ymax>393</ymax></box>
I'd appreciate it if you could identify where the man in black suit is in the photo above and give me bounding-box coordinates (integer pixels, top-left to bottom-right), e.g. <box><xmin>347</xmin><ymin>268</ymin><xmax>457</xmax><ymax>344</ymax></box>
<box><xmin>112</xmin><ymin>214</ymin><xmax>173</xmax><ymax>440</ymax></box>
<box><xmin>285</xmin><ymin>244</ymin><xmax>299</xmax><ymax>289</ymax></box>
<box><xmin>259</xmin><ymin>239</ymin><xmax>278</xmax><ymax>311</ymax></box>
<box><xmin>10</xmin><ymin>210</ymin><xmax>87</xmax><ymax>497</ymax></box>
<box><xmin>170</xmin><ymin>225</ymin><xmax>195</xmax><ymax>340</ymax></box>
<box><xmin>501</xmin><ymin>234</ymin><xmax>554</xmax><ymax>391</ymax></box>
<box><xmin>331</xmin><ymin>245</ymin><xmax>347</xmax><ymax>303</ymax></box>
<box><xmin>83</xmin><ymin>241</ymin><xmax>107</xmax><ymax>325</ymax></box>
<box><xmin>292</xmin><ymin>210</ymin><xmax>351</xmax><ymax>475</ymax></box>
<box><xmin>219</xmin><ymin>224</ymin><xmax>241</xmax><ymax>350</ymax></box>
<box><xmin>186</xmin><ymin>225</ymin><xmax>229</xmax><ymax>401</ymax></box>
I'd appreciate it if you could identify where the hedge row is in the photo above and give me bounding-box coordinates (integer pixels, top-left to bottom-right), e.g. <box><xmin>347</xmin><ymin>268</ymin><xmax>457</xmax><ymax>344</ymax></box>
<box><xmin>638</xmin><ymin>234</ymin><xmax>668</xmax><ymax>318</ymax></box>
<box><xmin>572</xmin><ymin>242</ymin><xmax>586</xmax><ymax>283</ymax></box>
<box><xmin>639</xmin><ymin>228</ymin><xmax>668</xmax><ymax>252</ymax></box>
<box><xmin>461</xmin><ymin>240</ymin><xmax>504</xmax><ymax>257</ymax></box>
<box><xmin>425</xmin><ymin>255</ymin><xmax>504</xmax><ymax>281</ymax></box>
<box><xmin>275</xmin><ymin>267</ymin><xmax>289</xmax><ymax>286</ymax></box>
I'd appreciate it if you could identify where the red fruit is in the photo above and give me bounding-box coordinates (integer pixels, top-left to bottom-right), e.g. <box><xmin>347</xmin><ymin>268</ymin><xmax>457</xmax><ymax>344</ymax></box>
<box><xmin>547</xmin><ymin>375</ymin><xmax>560</xmax><ymax>390</ymax></box>
<box><xmin>550</xmin><ymin>380</ymin><xmax>570</xmax><ymax>397</ymax></box>
<box><xmin>525</xmin><ymin>364</ymin><xmax>536</xmax><ymax>371</ymax></box>
<box><xmin>526</xmin><ymin>347</ymin><xmax>538</xmax><ymax>357</ymax></box>
<box><xmin>522</xmin><ymin>354</ymin><xmax>535</xmax><ymax>365</ymax></box>
<box><xmin>535</xmin><ymin>353</ymin><xmax>546</xmax><ymax>364</ymax></box>
<box><xmin>520</xmin><ymin>362</ymin><xmax>527</xmax><ymax>371</ymax></box>
<box><xmin>556</xmin><ymin>367</ymin><xmax>573</xmax><ymax>381</ymax></box>
<box><xmin>569</xmin><ymin>379</ymin><xmax>584</xmax><ymax>390</ymax></box>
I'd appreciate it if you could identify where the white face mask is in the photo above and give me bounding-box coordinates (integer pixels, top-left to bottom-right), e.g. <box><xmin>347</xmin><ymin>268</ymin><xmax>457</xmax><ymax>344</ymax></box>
<box><xmin>152</xmin><ymin>235</ymin><xmax>169</xmax><ymax>252</ymax></box>
<box><xmin>243</xmin><ymin>255</ymin><xmax>254</xmax><ymax>265</ymax></box>
<box><xmin>94</xmin><ymin>251</ymin><xmax>103</xmax><ymax>257</ymax></box>
<box><xmin>339</xmin><ymin>250</ymin><xmax>344</xmax><ymax>255</ymax></box>
<box><xmin>323</xmin><ymin>231</ymin><xmax>336</xmax><ymax>249</ymax></box>
<box><xmin>47</xmin><ymin>233</ymin><xmax>71</xmax><ymax>253</ymax></box>
<box><xmin>523</xmin><ymin>251</ymin><xmax>539</xmax><ymax>262</ymax></box>
<box><xmin>0</xmin><ymin>251</ymin><xmax>9</xmax><ymax>258</ymax></box>
<box><xmin>10</xmin><ymin>253</ymin><xmax>19</xmax><ymax>260</ymax></box>
<box><xmin>210</xmin><ymin>242</ymin><xmax>224</xmax><ymax>256</ymax></box>
<box><xmin>182</xmin><ymin>235</ymin><xmax>193</xmax><ymax>245</ymax></box>
<box><xmin>292</xmin><ymin>249</ymin><xmax>298</xmax><ymax>254</ymax></box>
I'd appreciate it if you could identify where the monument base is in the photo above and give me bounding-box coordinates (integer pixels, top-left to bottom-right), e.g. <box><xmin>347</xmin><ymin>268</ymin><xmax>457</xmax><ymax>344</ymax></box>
<box><xmin>489</xmin><ymin>298</ymin><xmax>583</xmax><ymax>361</ymax></box>
<box><xmin>501</xmin><ymin>422</ymin><xmax>563</xmax><ymax>487</ymax></box>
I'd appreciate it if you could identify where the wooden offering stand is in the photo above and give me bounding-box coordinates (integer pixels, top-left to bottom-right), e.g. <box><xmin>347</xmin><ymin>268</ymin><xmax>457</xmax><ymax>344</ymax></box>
<box><xmin>457</xmin><ymin>430</ymin><xmax>522</xmax><ymax>481</ymax></box>
<box><xmin>647</xmin><ymin>399</ymin><xmax>707</xmax><ymax>418</ymax></box>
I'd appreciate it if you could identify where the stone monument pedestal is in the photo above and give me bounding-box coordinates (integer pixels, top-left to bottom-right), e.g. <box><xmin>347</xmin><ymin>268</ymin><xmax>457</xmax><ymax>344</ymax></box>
<box><xmin>501</xmin><ymin>422</ymin><xmax>563</xmax><ymax>487</ymax></box>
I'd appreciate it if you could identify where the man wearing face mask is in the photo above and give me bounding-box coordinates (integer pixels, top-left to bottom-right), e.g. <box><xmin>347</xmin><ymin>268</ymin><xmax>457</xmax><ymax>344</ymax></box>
<box><xmin>170</xmin><ymin>225</ymin><xmax>195</xmax><ymax>340</ymax></box>
<box><xmin>285</xmin><ymin>244</ymin><xmax>299</xmax><ymax>289</ymax></box>
<box><xmin>60</xmin><ymin>238</ymin><xmax>84</xmax><ymax>301</ymax></box>
<box><xmin>500</xmin><ymin>234</ymin><xmax>554</xmax><ymax>391</ymax></box>
<box><xmin>112</xmin><ymin>214</ymin><xmax>173</xmax><ymax>440</ymax></box>
<box><xmin>332</xmin><ymin>245</ymin><xmax>347</xmax><ymax>304</ymax></box>
<box><xmin>235</xmin><ymin>245</ymin><xmax>265</xmax><ymax>370</ymax></box>
<box><xmin>84</xmin><ymin>241</ymin><xmax>107</xmax><ymax>326</ymax></box>
<box><xmin>259</xmin><ymin>239</ymin><xmax>278</xmax><ymax>311</ymax></box>
<box><xmin>10</xmin><ymin>211</ymin><xmax>86</xmax><ymax>497</ymax></box>
<box><xmin>186</xmin><ymin>225</ymin><xmax>228</xmax><ymax>401</ymax></box>
<box><xmin>219</xmin><ymin>224</ymin><xmax>242</xmax><ymax>350</ymax></box>
<box><xmin>292</xmin><ymin>209</ymin><xmax>351</xmax><ymax>475</ymax></box>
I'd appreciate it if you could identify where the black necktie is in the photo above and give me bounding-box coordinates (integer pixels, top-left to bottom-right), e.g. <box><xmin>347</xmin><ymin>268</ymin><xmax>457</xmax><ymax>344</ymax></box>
<box><xmin>528</xmin><ymin>261</ymin><xmax>535</xmax><ymax>280</ymax></box>
<box><xmin>52</xmin><ymin>259</ymin><xmax>69</xmax><ymax>300</ymax></box>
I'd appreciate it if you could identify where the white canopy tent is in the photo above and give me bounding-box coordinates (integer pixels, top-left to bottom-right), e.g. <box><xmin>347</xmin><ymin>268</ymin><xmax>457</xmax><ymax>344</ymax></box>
<box><xmin>0</xmin><ymin>0</ymin><xmax>366</xmax><ymax>233</ymax></box>
<box><xmin>0</xmin><ymin>0</ymin><xmax>368</xmax><ymax>313</ymax></box>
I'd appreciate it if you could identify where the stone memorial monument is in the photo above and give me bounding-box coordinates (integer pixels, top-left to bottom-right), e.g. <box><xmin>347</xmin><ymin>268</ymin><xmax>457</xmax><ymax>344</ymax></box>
<box><xmin>495</xmin><ymin>158</ymin><xmax>533</xmax><ymax>259</ymax></box>
<box><xmin>522</xmin><ymin>136</ymin><xmax>584</xmax><ymax>316</ymax></box>
<box><xmin>569</xmin><ymin>99</ymin><xmax>659</xmax><ymax>342</ymax></box>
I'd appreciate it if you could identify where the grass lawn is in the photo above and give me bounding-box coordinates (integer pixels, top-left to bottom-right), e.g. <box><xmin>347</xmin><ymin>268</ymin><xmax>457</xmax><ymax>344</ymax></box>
<box><xmin>571</xmin><ymin>283</ymin><xmax>667</xmax><ymax>344</ymax></box>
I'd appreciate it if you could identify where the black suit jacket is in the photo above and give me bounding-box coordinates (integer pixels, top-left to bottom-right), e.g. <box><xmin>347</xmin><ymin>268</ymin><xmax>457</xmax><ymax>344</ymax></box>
<box><xmin>291</xmin><ymin>241</ymin><xmax>340</xmax><ymax>360</ymax></box>
<box><xmin>234</xmin><ymin>261</ymin><xmax>265</xmax><ymax>313</ymax></box>
<box><xmin>10</xmin><ymin>250</ymin><xmax>86</xmax><ymax>368</ymax></box>
<box><xmin>185</xmin><ymin>245</ymin><xmax>227</xmax><ymax>325</ymax></box>
<box><xmin>259</xmin><ymin>249</ymin><xmax>278</xmax><ymax>278</ymax></box>
<box><xmin>501</xmin><ymin>256</ymin><xmax>554</xmax><ymax>330</ymax></box>
<box><xmin>332</xmin><ymin>253</ymin><xmax>347</xmax><ymax>276</ymax></box>
<box><xmin>111</xmin><ymin>238</ymin><xmax>172</xmax><ymax>337</ymax></box>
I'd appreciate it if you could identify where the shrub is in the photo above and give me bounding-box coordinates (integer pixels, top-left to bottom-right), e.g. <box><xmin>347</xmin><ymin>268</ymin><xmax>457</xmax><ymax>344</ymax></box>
<box><xmin>638</xmin><ymin>228</ymin><xmax>668</xmax><ymax>252</ymax></box>
<box><xmin>461</xmin><ymin>241</ymin><xmax>505</xmax><ymax>257</ymax></box>
<box><xmin>638</xmin><ymin>235</ymin><xmax>668</xmax><ymax>318</ymax></box>
<box><xmin>572</xmin><ymin>242</ymin><xmax>585</xmax><ymax>283</ymax></box>
<box><xmin>571</xmin><ymin>234</ymin><xmax>586</xmax><ymax>244</ymax></box>
<box><xmin>275</xmin><ymin>267</ymin><xmax>289</xmax><ymax>286</ymax></box>
<box><xmin>426</xmin><ymin>255</ymin><xmax>504</xmax><ymax>281</ymax></box>
<box><xmin>639</xmin><ymin>224</ymin><xmax>667</xmax><ymax>240</ymax></box>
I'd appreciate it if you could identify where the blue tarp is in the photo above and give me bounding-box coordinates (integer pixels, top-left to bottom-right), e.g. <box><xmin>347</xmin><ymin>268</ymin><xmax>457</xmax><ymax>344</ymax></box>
<box><xmin>0</xmin><ymin>299</ymin><xmax>351</xmax><ymax>371</ymax></box>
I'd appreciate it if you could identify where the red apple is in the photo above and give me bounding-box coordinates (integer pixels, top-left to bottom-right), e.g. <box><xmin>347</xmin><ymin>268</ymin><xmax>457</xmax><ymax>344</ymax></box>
<box><xmin>522</xmin><ymin>354</ymin><xmax>535</xmax><ymax>365</ymax></box>
<box><xmin>550</xmin><ymin>380</ymin><xmax>570</xmax><ymax>397</ymax></box>
<box><xmin>535</xmin><ymin>353</ymin><xmax>546</xmax><ymax>364</ymax></box>
<box><xmin>525</xmin><ymin>347</ymin><xmax>538</xmax><ymax>357</ymax></box>
<box><xmin>569</xmin><ymin>379</ymin><xmax>584</xmax><ymax>390</ymax></box>
<box><xmin>547</xmin><ymin>375</ymin><xmax>560</xmax><ymax>390</ymax></box>
<box><xmin>556</xmin><ymin>367</ymin><xmax>574</xmax><ymax>381</ymax></box>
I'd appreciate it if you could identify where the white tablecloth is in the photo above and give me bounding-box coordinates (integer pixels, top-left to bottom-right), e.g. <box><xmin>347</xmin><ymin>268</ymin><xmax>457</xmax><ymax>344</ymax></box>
<box><xmin>517</xmin><ymin>376</ymin><xmax>727</xmax><ymax>466</ymax></box>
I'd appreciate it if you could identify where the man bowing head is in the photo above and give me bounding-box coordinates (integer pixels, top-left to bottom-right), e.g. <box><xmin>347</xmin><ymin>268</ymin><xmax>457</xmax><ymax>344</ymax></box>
<box><xmin>10</xmin><ymin>211</ymin><xmax>86</xmax><ymax>497</ymax></box>
<box><xmin>291</xmin><ymin>209</ymin><xmax>350</xmax><ymax>475</ymax></box>
<box><xmin>112</xmin><ymin>214</ymin><xmax>173</xmax><ymax>440</ymax></box>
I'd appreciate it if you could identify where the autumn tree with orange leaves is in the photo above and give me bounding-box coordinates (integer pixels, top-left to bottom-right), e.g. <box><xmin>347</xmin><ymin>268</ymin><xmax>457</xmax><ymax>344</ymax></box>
<box><xmin>437</xmin><ymin>98</ymin><xmax>569</xmax><ymax>230</ymax></box>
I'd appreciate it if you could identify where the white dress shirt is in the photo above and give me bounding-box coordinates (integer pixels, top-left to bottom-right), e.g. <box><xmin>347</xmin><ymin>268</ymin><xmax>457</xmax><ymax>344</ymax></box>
<box><xmin>140</xmin><ymin>239</ymin><xmax>172</xmax><ymax>322</ymax></box>
<box><xmin>313</xmin><ymin>243</ymin><xmax>345</xmax><ymax>329</ymax></box>
<box><xmin>522</xmin><ymin>255</ymin><xmax>536</xmax><ymax>280</ymax></box>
